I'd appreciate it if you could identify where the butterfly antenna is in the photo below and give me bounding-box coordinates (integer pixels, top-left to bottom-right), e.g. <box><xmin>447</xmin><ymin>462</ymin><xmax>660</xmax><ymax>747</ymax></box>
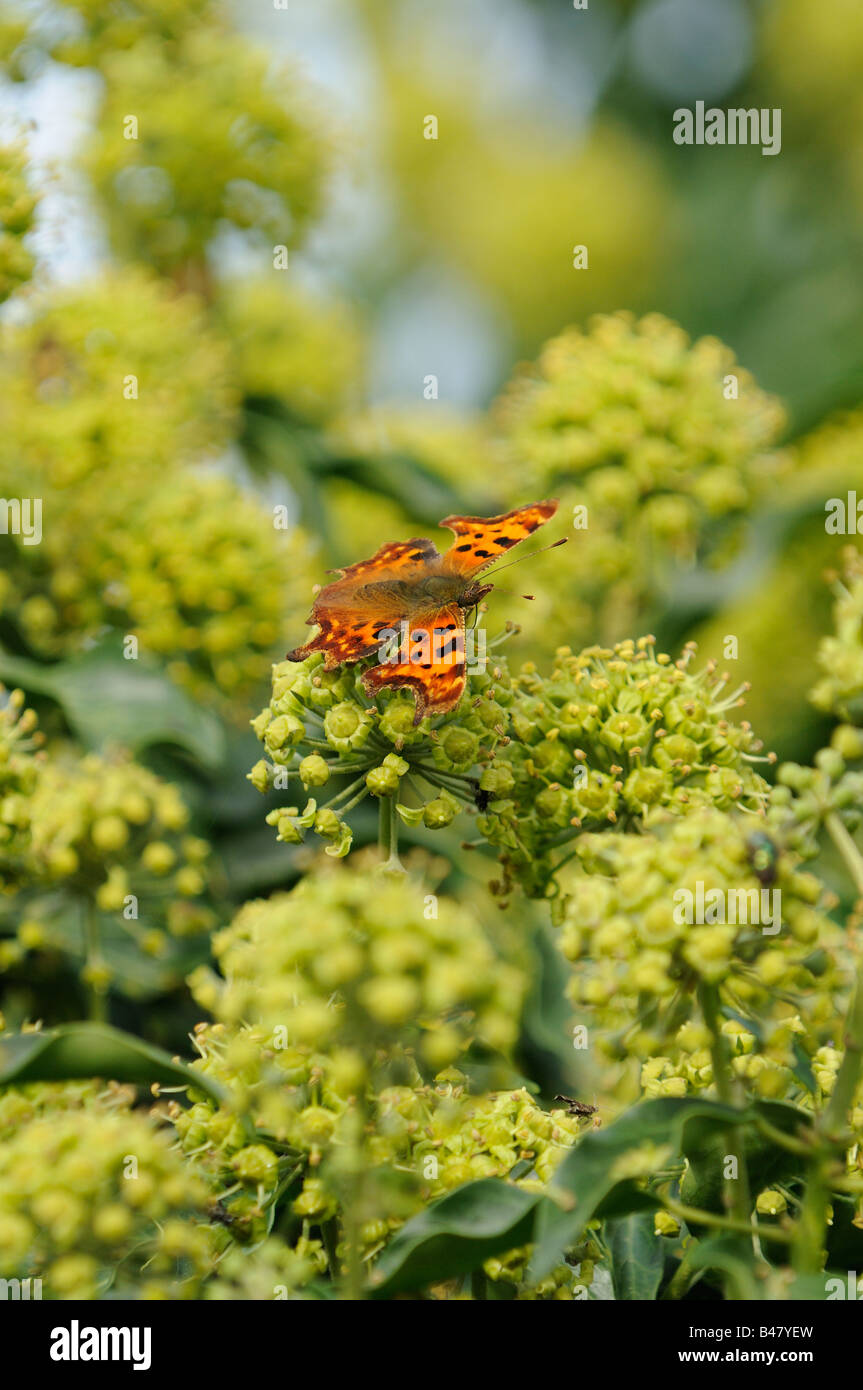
<box><xmin>486</xmin><ymin>585</ymin><xmax>536</xmax><ymax>601</ymax></box>
<box><xmin>483</xmin><ymin>535</ymin><xmax>568</xmax><ymax>579</ymax></box>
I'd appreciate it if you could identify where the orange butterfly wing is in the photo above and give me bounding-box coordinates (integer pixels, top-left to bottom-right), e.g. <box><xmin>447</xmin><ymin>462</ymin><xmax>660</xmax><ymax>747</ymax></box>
<box><xmin>287</xmin><ymin>501</ymin><xmax>558</xmax><ymax>721</ymax></box>
<box><xmin>286</xmin><ymin>538</ymin><xmax>441</xmax><ymax>669</ymax></box>
<box><xmin>362</xmin><ymin>603</ymin><xmax>466</xmax><ymax>723</ymax></box>
<box><xmin>440</xmin><ymin>499</ymin><xmax>558</xmax><ymax>578</ymax></box>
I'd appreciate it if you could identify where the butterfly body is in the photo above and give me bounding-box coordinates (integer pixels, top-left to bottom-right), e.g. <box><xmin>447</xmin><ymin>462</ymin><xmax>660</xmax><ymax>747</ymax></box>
<box><xmin>288</xmin><ymin>500</ymin><xmax>558</xmax><ymax>722</ymax></box>
<box><xmin>351</xmin><ymin>572</ymin><xmax>492</xmax><ymax>611</ymax></box>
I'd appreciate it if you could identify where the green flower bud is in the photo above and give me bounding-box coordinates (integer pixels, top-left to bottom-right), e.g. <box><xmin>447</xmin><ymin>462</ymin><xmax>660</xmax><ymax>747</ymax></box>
<box><xmin>479</xmin><ymin>764</ymin><xmax>515</xmax><ymax>796</ymax></box>
<box><xmin>379</xmin><ymin>698</ymin><xmax>421</xmax><ymax>744</ymax></box>
<box><xmin>832</xmin><ymin>724</ymin><xmax>863</xmax><ymax>761</ymax></box>
<box><xmin>423</xmin><ymin>793</ymin><xmax>459</xmax><ymax>829</ymax></box>
<box><xmin>535</xmin><ymin>784</ymin><xmax>574</xmax><ymax>826</ymax></box>
<box><xmin>91</xmin><ymin>815</ymin><xmax>129</xmax><ymax>852</ymax></box>
<box><xmin>367</xmin><ymin>767</ymin><xmax>399</xmax><ymax>798</ymax></box>
<box><xmin>265</xmin><ymin>714</ymin><xmax>306</xmax><ymax>751</ymax></box>
<box><xmin>601</xmin><ymin>711</ymin><xmax>649</xmax><ymax>754</ymax></box>
<box><xmin>230</xmin><ymin>1145</ymin><xmax>279</xmax><ymax>1183</ymax></box>
<box><xmin>358</xmin><ymin>976</ymin><xmax>421</xmax><ymax>1025</ymax></box>
<box><xmin>434</xmin><ymin>726</ymin><xmax>480</xmax><ymax>771</ymax></box>
<box><xmin>623</xmin><ymin>766</ymin><xmax>666</xmax><ymax>808</ymax></box>
<box><xmin>815</xmin><ymin>747</ymin><xmax>845</xmax><ymax>781</ymax></box>
<box><xmin>654</xmin><ymin>1211</ymin><xmax>681</xmax><ymax>1237</ymax></box>
<box><xmin>777</xmin><ymin>763</ymin><xmax>814</xmax><ymax>792</ymax></box>
<box><xmin>755</xmin><ymin>1189</ymin><xmax>787</xmax><ymax>1216</ymax></box>
<box><xmin>95</xmin><ymin>867</ymin><xmax>129</xmax><ymax>913</ymax></box>
<box><xmin>324</xmin><ymin>702</ymin><xmax>373</xmax><ymax>751</ymax></box>
<box><xmin>247</xmin><ymin>759</ymin><xmax>272</xmax><ymax>794</ymax></box>
<box><xmin>314</xmin><ymin>808</ymin><xmax>344</xmax><ymax>840</ymax></box>
<box><xmin>266</xmin><ymin>809</ymin><xmax>304</xmax><ymax>844</ymax></box>
<box><xmin>141</xmin><ymin>842</ymin><xmax>177</xmax><ymax>876</ymax></box>
<box><xmin>298</xmin><ymin>754</ymin><xmax>330</xmax><ymax>788</ymax></box>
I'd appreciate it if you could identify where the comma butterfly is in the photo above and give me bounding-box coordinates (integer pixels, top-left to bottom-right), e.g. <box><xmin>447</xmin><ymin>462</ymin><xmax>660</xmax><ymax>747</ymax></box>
<box><xmin>287</xmin><ymin>500</ymin><xmax>560</xmax><ymax>723</ymax></box>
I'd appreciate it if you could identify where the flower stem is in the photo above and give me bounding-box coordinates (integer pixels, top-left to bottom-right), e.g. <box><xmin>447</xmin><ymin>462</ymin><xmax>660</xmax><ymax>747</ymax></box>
<box><xmin>343</xmin><ymin>1097</ymin><xmax>368</xmax><ymax>1301</ymax></box>
<box><xmin>661</xmin><ymin>1197</ymin><xmax>791</xmax><ymax>1244</ymax></box>
<box><xmin>84</xmin><ymin>899</ymin><xmax>107</xmax><ymax>1023</ymax></box>
<box><xmin>378</xmin><ymin>790</ymin><xmax>404</xmax><ymax>874</ymax></box>
<box><xmin>697</xmin><ymin>982</ymin><xmax>751</xmax><ymax>1234</ymax></box>
<box><xmin>825</xmin><ymin>953</ymin><xmax>863</xmax><ymax>1138</ymax></box>
<box><xmin>826</xmin><ymin>811</ymin><xmax>863</xmax><ymax>899</ymax></box>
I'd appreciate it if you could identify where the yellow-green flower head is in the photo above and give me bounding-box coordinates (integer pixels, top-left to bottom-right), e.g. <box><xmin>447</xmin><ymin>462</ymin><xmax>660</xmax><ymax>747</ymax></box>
<box><xmin>84</xmin><ymin>28</ymin><xmax>329</xmax><ymax>272</ymax></box>
<box><xmin>479</xmin><ymin>637</ymin><xmax>774</xmax><ymax>900</ymax></box>
<box><xmin>811</xmin><ymin>547</ymin><xmax>863</xmax><ymax>727</ymax></box>
<box><xmin>0</xmin><ymin>1078</ymin><xmax>210</xmax><ymax>1298</ymax></box>
<box><xmin>0</xmin><ymin>138</ymin><xmax>38</xmax><ymax>302</ymax></box>
<box><xmin>770</xmin><ymin>747</ymin><xmax>863</xmax><ymax>867</ymax></box>
<box><xmin>553</xmin><ymin>807</ymin><xmax>842</xmax><ymax>1099</ymax></box>
<box><xmin>251</xmin><ymin>651</ymin><xmax>515</xmax><ymax>859</ymax></box>
<box><xmin>13</xmin><ymin>749</ymin><xmax>214</xmax><ymax>993</ymax></box>
<box><xmin>3</xmin><ymin>466</ymin><xmax>315</xmax><ymax>712</ymax></box>
<box><xmin>204</xmin><ymin>1235</ymin><xmax>327</xmax><ymax>1300</ymax></box>
<box><xmin>214</xmin><ymin>279</ymin><xmax>365</xmax><ymax>427</ymax></box>
<box><xmin>0</xmin><ymin>685</ymin><xmax>41</xmax><ymax>891</ymax></box>
<box><xmin>0</xmin><ymin>0</ymin><xmax>225</xmax><ymax>75</ymax></box>
<box><xmin>0</xmin><ymin>269</ymin><xmax>236</xmax><ymax>491</ymax></box>
<box><xmin>491</xmin><ymin>313</ymin><xmax>788</xmax><ymax>653</ymax></box>
<box><xmin>181</xmin><ymin>1005</ymin><xmax>584</xmax><ymax>1289</ymax></box>
<box><xmin>28</xmin><ymin>748</ymin><xmax>203</xmax><ymax>887</ymax></box>
<box><xmin>193</xmin><ymin>867</ymin><xmax>524</xmax><ymax>1063</ymax></box>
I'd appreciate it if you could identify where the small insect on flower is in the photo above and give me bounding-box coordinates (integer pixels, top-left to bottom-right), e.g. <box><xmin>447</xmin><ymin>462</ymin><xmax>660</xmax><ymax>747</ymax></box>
<box><xmin>554</xmin><ymin>1094</ymin><xmax>598</xmax><ymax>1118</ymax></box>
<box><xmin>287</xmin><ymin>502</ymin><xmax>564</xmax><ymax>723</ymax></box>
<box><xmin>746</xmin><ymin>830</ymin><xmax>780</xmax><ymax>886</ymax></box>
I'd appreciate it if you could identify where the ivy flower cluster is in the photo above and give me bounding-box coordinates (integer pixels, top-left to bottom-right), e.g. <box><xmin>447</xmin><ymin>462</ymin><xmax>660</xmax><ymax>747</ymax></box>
<box><xmin>2</xmin><ymin>467</ymin><xmax>314</xmax><ymax>712</ymax></box>
<box><xmin>477</xmin><ymin>637</ymin><xmax>774</xmax><ymax>901</ymax></box>
<box><xmin>190</xmin><ymin>868</ymin><xmax>524</xmax><ymax>1070</ymax></box>
<box><xmin>28</xmin><ymin>751</ymin><xmax>207</xmax><ymax>900</ymax></box>
<box><xmin>554</xmin><ymin>808</ymin><xmax>843</xmax><ymax>1102</ymax></box>
<box><xmin>0</xmin><ymin>0</ymin><xmax>224</xmax><ymax>76</ymax></box>
<box><xmin>768</xmin><ymin>748</ymin><xmax>863</xmax><ymax>866</ymax></box>
<box><xmin>0</xmin><ymin>686</ymin><xmax>40</xmax><ymax>893</ymax></box>
<box><xmin>173</xmin><ymin>869</ymin><xmax>594</xmax><ymax>1295</ymax></box>
<box><xmin>2</xmin><ymin>750</ymin><xmax>214</xmax><ymax>1000</ymax></box>
<box><xmin>85</xmin><ymin>27</ymin><xmax>328</xmax><ymax>273</ymax></box>
<box><xmin>249</xmin><ymin>649</ymin><xmax>516</xmax><ymax>860</ymax></box>
<box><xmin>178</xmin><ymin>1027</ymin><xmax>586</xmax><ymax>1296</ymax></box>
<box><xmin>0</xmin><ymin>1075</ymin><xmax>210</xmax><ymax>1299</ymax></box>
<box><xmin>491</xmin><ymin>312</ymin><xmax>789</xmax><ymax>652</ymax></box>
<box><xmin>0</xmin><ymin>138</ymin><xmax>38</xmax><ymax>303</ymax></box>
<box><xmin>810</xmin><ymin>546</ymin><xmax>863</xmax><ymax>727</ymax></box>
<box><xmin>214</xmin><ymin>278</ymin><xmax>365</xmax><ymax>428</ymax></box>
<box><xmin>204</xmin><ymin>1236</ymin><xmax>326</xmax><ymax>1301</ymax></box>
<box><xmin>0</xmin><ymin>270</ymin><xmax>236</xmax><ymax>491</ymax></box>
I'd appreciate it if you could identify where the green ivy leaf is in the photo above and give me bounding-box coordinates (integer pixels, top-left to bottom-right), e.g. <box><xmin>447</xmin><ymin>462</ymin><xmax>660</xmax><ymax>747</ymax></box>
<box><xmin>0</xmin><ymin>639</ymin><xmax>225</xmax><ymax>767</ymax></box>
<box><xmin>680</xmin><ymin>1099</ymin><xmax>811</xmax><ymax>1214</ymax></box>
<box><xmin>531</xmin><ymin>1096</ymin><xmax>740</xmax><ymax>1282</ymax></box>
<box><xmin>0</xmin><ymin>1022</ymin><xmax>229</xmax><ymax>1108</ymax></box>
<box><xmin>367</xmin><ymin>1179</ymin><xmax>546</xmax><ymax>1297</ymax></box>
<box><xmin>685</xmin><ymin>1234</ymin><xmax>761</xmax><ymax>1301</ymax></box>
<box><xmin>607</xmin><ymin>1211</ymin><xmax>665</xmax><ymax>1301</ymax></box>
